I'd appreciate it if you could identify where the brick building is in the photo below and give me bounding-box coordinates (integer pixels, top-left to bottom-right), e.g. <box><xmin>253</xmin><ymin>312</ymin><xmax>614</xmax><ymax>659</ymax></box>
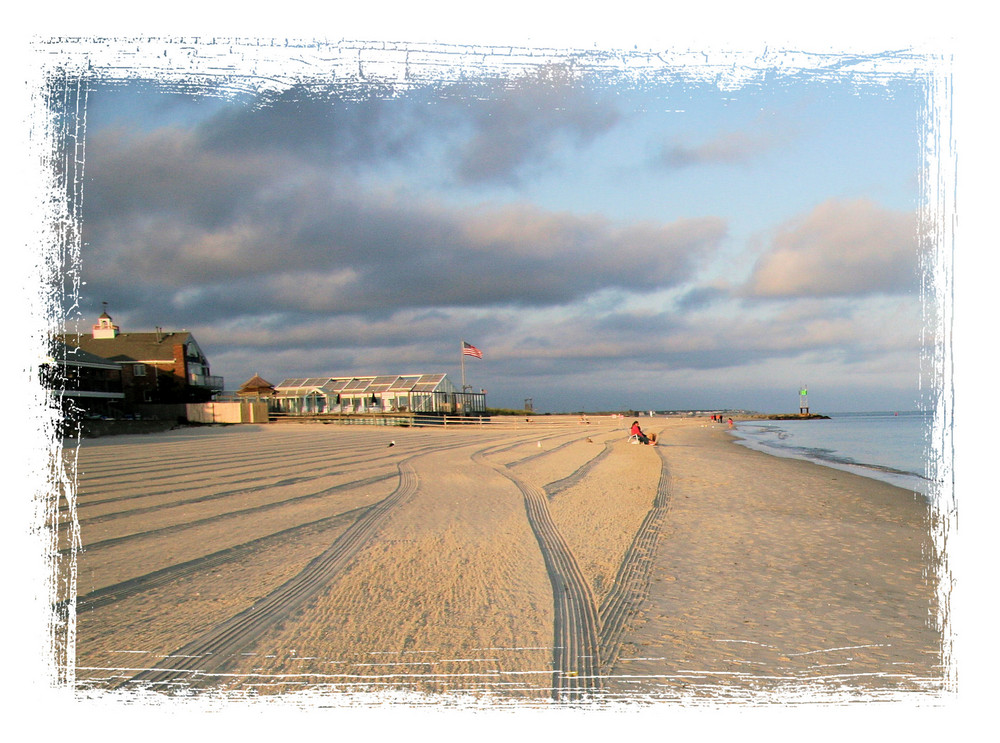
<box><xmin>58</xmin><ymin>311</ymin><xmax>223</xmax><ymax>406</ymax></box>
<box><xmin>42</xmin><ymin>340</ymin><xmax>125</xmax><ymax>420</ymax></box>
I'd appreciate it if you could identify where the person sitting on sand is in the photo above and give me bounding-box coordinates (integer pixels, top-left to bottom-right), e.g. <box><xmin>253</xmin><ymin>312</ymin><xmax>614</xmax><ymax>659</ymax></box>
<box><xmin>630</xmin><ymin>420</ymin><xmax>658</xmax><ymax>445</ymax></box>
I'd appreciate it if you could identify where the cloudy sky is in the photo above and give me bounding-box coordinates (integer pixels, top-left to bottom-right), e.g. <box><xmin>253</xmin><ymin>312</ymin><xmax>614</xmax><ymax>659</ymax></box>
<box><xmin>62</xmin><ymin>43</ymin><xmax>937</xmax><ymax>413</ymax></box>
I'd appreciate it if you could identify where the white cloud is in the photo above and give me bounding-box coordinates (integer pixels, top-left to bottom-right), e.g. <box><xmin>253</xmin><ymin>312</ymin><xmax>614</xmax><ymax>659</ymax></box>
<box><xmin>744</xmin><ymin>198</ymin><xmax>919</xmax><ymax>298</ymax></box>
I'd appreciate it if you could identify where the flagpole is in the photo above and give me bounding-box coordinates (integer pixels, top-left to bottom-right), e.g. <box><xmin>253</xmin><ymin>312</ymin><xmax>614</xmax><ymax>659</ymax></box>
<box><xmin>461</xmin><ymin>340</ymin><xmax>466</xmax><ymax>390</ymax></box>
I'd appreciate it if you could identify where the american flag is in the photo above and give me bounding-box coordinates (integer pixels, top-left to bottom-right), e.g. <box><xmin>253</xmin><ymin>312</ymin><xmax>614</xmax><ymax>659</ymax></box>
<box><xmin>462</xmin><ymin>341</ymin><xmax>483</xmax><ymax>359</ymax></box>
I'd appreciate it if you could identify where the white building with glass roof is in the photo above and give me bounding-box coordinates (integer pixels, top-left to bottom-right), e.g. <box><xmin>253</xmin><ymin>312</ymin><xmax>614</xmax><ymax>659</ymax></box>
<box><xmin>272</xmin><ymin>374</ymin><xmax>486</xmax><ymax>416</ymax></box>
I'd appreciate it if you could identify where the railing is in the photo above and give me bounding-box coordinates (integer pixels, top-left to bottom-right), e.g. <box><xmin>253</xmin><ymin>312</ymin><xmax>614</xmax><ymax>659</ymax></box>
<box><xmin>189</xmin><ymin>373</ymin><xmax>225</xmax><ymax>390</ymax></box>
<box><xmin>265</xmin><ymin>412</ymin><xmax>628</xmax><ymax>430</ymax></box>
<box><xmin>267</xmin><ymin>411</ymin><xmax>494</xmax><ymax>427</ymax></box>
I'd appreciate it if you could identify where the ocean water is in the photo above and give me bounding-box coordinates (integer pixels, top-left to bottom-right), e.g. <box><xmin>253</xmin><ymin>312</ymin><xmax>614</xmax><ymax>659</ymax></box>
<box><xmin>729</xmin><ymin>411</ymin><xmax>937</xmax><ymax>497</ymax></box>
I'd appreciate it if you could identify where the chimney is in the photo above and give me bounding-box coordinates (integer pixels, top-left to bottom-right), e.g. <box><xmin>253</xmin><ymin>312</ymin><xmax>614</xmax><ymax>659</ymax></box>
<box><xmin>155</xmin><ymin>326</ymin><xmax>163</xmax><ymax>342</ymax></box>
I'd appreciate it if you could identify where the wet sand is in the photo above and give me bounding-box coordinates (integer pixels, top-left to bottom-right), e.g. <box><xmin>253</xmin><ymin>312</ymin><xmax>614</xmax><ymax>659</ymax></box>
<box><xmin>60</xmin><ymin>415</ymin><xmax>944</xmax><ymax>704</ymax></box>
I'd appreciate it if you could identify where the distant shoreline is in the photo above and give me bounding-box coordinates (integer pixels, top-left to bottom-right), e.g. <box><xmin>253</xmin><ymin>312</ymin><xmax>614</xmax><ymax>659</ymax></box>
<box><xmin>740</xmin><ymin>413</ymin><xmax>831</xmax><ymax>420</ymax></box>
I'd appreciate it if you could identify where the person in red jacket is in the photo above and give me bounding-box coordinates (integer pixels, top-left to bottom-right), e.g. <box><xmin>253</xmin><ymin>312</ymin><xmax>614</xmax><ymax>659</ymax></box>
<box><xmin>630</xmin><ymin>420</ymin><xmax>658</xmax><ymax>445</ymax></box>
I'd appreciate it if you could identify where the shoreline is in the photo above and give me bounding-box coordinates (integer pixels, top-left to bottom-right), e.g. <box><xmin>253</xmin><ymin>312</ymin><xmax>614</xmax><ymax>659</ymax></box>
<box><xmin>725</xmin><ymin>429</ymin><xmax>933</xmax><ymax>499</ymax></box>
<box><xmin>720</xmin><ymin>416</ymin><xmax>933</xmax><ymax>499</ymax></box>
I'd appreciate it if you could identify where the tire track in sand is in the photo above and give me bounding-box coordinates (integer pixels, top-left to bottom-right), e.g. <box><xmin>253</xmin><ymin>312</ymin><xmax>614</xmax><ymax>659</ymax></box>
<box><xmin>63</xmin><ymin>440</ymin><xmax>448</xmax><ymax>538</ymax></box>
<box><xmin>62</xmin><ymin>471</ymin><xmax>396</xmax><ymax>556</ymax></box>
<box><xmin>542</xmin><ymin>440</ymin><xmax>615</xmax><ymax>498</ymax></box>
<box><xmin>596</xmin><ymin>445</ymin><xmax>672</xmax><ymax>676</ymax></box>
<box><xmin>70</xmin><ymin>504</ymin><xmax>370</xmax><ymax>614</ymax></box>
<box><xmin>68</xmin><ymin>439</ymin><xmax>424</xmax><ymax>514</ymax></box>
<box><xmin>488</xmin><ymin>434</ymin><xmax>671</xmax><ymax>697</ymax></box>
<box><xmin>120</xmin><ymin>459</ymin><xmax>420</xmax><ymax>690</ymax></box>
<box><xmin>105</xmin><ymin>426</ymin><xmax>670</xmax><ymax>699</ymax></box>
<box><xmin>474</xmin><ymin>444</ymin><xmax>602</xmax><ymax>701</ymax></box>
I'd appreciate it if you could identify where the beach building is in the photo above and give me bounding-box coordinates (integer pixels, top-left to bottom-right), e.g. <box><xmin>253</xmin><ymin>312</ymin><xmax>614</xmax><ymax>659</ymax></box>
<box><xmin>42</xmin><ymin>340</ymin><xmax>125</xmax><ymax>419</ymax></box>
<box><xmin>58</xmin><ymin>310</ymin><xmax>223</xmax><ymax>406</ymax></box>
<box><xmin>236</xmin><ymin>374</ymin><xmax>276</xmax><ymax>399</ymax></box>
<box><xmin>272</xmin><ymin>374</ymin><xmax>486</xmax><ymax>416</ymax></box>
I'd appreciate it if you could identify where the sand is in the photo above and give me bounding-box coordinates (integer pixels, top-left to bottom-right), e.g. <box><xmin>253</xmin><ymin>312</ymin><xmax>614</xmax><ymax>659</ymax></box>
<box><xmin>60</xmin><ymin>415</ymin><xmax>944</xmax><ymax>704</ymax></box>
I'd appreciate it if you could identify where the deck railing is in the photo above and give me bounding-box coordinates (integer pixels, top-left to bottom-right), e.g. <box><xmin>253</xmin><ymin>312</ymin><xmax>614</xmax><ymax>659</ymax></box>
<box><xmin>189</xmin><ymin>373</ymin><xmax>225</xmax><ymax>390</ymax></box>
<box><xmin>267</xmin><ymin>411</ymin><xmax>494</xmax><ymax>427</ymax></box>
<box><xmin>265</xmin><ymin>411</ymin><xmax>628</xmax><ymax>430</ymax></box>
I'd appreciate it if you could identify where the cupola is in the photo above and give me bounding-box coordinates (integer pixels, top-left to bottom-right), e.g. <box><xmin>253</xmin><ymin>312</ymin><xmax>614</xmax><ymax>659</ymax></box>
<box><xmin>92</xmin><ymin>304</ymin><xmax>119</xmax><ymax>339</ymax></box>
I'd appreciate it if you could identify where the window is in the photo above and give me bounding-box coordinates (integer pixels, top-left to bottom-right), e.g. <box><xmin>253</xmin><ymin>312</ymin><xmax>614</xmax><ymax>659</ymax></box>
<box><xmin>133</xmin><ymin>364</ymin><xmax>146</xmax><ymax>376</ymax></box>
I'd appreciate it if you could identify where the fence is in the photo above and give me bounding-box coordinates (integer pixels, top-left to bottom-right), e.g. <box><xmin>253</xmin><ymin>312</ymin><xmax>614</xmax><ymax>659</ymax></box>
<box><xmin>186</xmin><ymin>401</ymin><xmax>270</xmax><ymax>424</ymax></box>
<box><xmin>268</xmin><ymin>410</ymin><xmax>494</xmax><ymax>427</ymax></box>
<box><xmin>266</xmin><ymin>412</ymin><xmax>626</xmax><ymax>429</ymax></box>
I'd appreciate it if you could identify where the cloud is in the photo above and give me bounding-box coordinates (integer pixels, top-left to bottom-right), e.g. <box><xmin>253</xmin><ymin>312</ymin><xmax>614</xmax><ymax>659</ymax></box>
<box><xmin>89</xmin><ymin>69</ymin><xmax>620</xmax><ymax>198</ymax></box>
<box><xmin>675</xmin><ymin>284</ymin><xmax>730</xmax><ymax>311</ymax></box>
<box><xmin>447</xmin><ymin>64</ymin><xmax>620</xmax><ymax>185</ymax></box>
<box><xmin>742</xmin><ymin>198</ymin><xmax>919</xmax><ymax>298</ymax></box>
<box><xmin>83</xmin><ymin>126</ymin><xmax>279</xmax><ymax>231</ymax></box>
<box><xmin>79</xmin><ymin>74</ymin><xmax>650</xmax><ymax>321</ymax></box>
<box><xmin>90</xmin><ymin>198</ymin><xmax>727</xmax><ymax>321</ymax></box>
<box><xmin>513</xmin><ymin>292</ymin><xmax>923</xmax><ymax>375</ymax></box>
<box><xmin>81</xmin><ymin>118</ymin><xmax>728</xmax><ymax>323</ymax></box>
<box><xmin>194</xmin><ymin>84</ymin><xmax>425</xmax><ymax>167</ymax></box>
<box><xmin>657</xmin><ymin>129</ymin><xmax>777</xmax><ymax>170</ymax></box>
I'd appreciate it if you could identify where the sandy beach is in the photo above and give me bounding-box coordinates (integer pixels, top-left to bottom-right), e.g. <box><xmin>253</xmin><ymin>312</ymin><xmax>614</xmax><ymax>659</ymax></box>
<box><xmin>58</xmin><ymin>415</ymin><xmax>944</xmax><ymax>704</ymax></box>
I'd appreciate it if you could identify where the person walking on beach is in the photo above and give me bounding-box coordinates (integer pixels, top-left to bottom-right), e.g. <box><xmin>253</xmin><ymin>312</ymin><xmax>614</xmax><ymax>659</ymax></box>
<box><xmin>727</xmin><ymin>417</ymin><xmax>734</xmax><ymax>429</ymax></box>
<box><xmin>630</xmin><ymin>420</ymin><xmax>658</xmax><ymax>445</ymax></box>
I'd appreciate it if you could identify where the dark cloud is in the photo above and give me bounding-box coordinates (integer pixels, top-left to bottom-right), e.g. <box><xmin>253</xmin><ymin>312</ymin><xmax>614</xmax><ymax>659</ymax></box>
<box><xmin>81</xmin><ymin>110</ymin><xmax>727</xmax><ymax>323</ymax></box>
<box><xmin>195</xmin><ymin>84</ymin><xmax>424</xmax><ymax>167</ymax></box>
<box><xmin>742</xmin><ymin>198</ymin><xmax>920</xmax><ymax>298</ymax></box>
<box><xmin>675</xmin><ymin>285</ymin><xmax>729</xmax><ymax>310</ymax></box>
<box><xmin>87</xmin><ymin>68</ymin><xmax>620</xmax><ymax>201</ymax></box>
<box><xmin>81</xmin><ymin>71</ymin><xmax>639</xmax><ymax>311</ymax></box>
<box><xmin>84</xmin><ymin>127</ymin><xmax>264</xmax><ymax>231</ymax></box>
<box><xmin>83</xmin><ymin>168</ymin><xmax>727</xmax><ymax>321</ymax></box>
<box><xmin>448</xmin><ymin>64</ymin><xmax>620</xmax><ymax>185</ymax></box>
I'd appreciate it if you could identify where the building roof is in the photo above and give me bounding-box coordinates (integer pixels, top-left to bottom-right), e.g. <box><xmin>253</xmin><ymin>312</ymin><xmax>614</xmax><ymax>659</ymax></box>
<box><xmin>274</xmin><ymin>374</ymin><xmax>454</xmax><ymax>397</ymax></box>
<box><xmin>411</xmin><ymin>373</ymin><xmax>448</xmax><ymax>392</ymax></box>
<box><xmin>59</xmin><ymin>331</ymin><xmax>194</xmax><ymax>364</ymax></box>
<box><xmin>48</xmin><ymin>340</ymin><xmax>122</xmax><ymax>369</ymax></box>
<box><xmin>238</xmin><ymin>374</ymin><xmax>275</xmax><ymax>392</ymax></box>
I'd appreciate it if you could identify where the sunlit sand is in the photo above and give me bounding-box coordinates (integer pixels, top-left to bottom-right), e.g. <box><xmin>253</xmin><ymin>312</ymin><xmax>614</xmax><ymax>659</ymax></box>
<box><xmin>60</xmin><ymin>415</ymin><xmax>943</xmax><ymax>704</ymax></box>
